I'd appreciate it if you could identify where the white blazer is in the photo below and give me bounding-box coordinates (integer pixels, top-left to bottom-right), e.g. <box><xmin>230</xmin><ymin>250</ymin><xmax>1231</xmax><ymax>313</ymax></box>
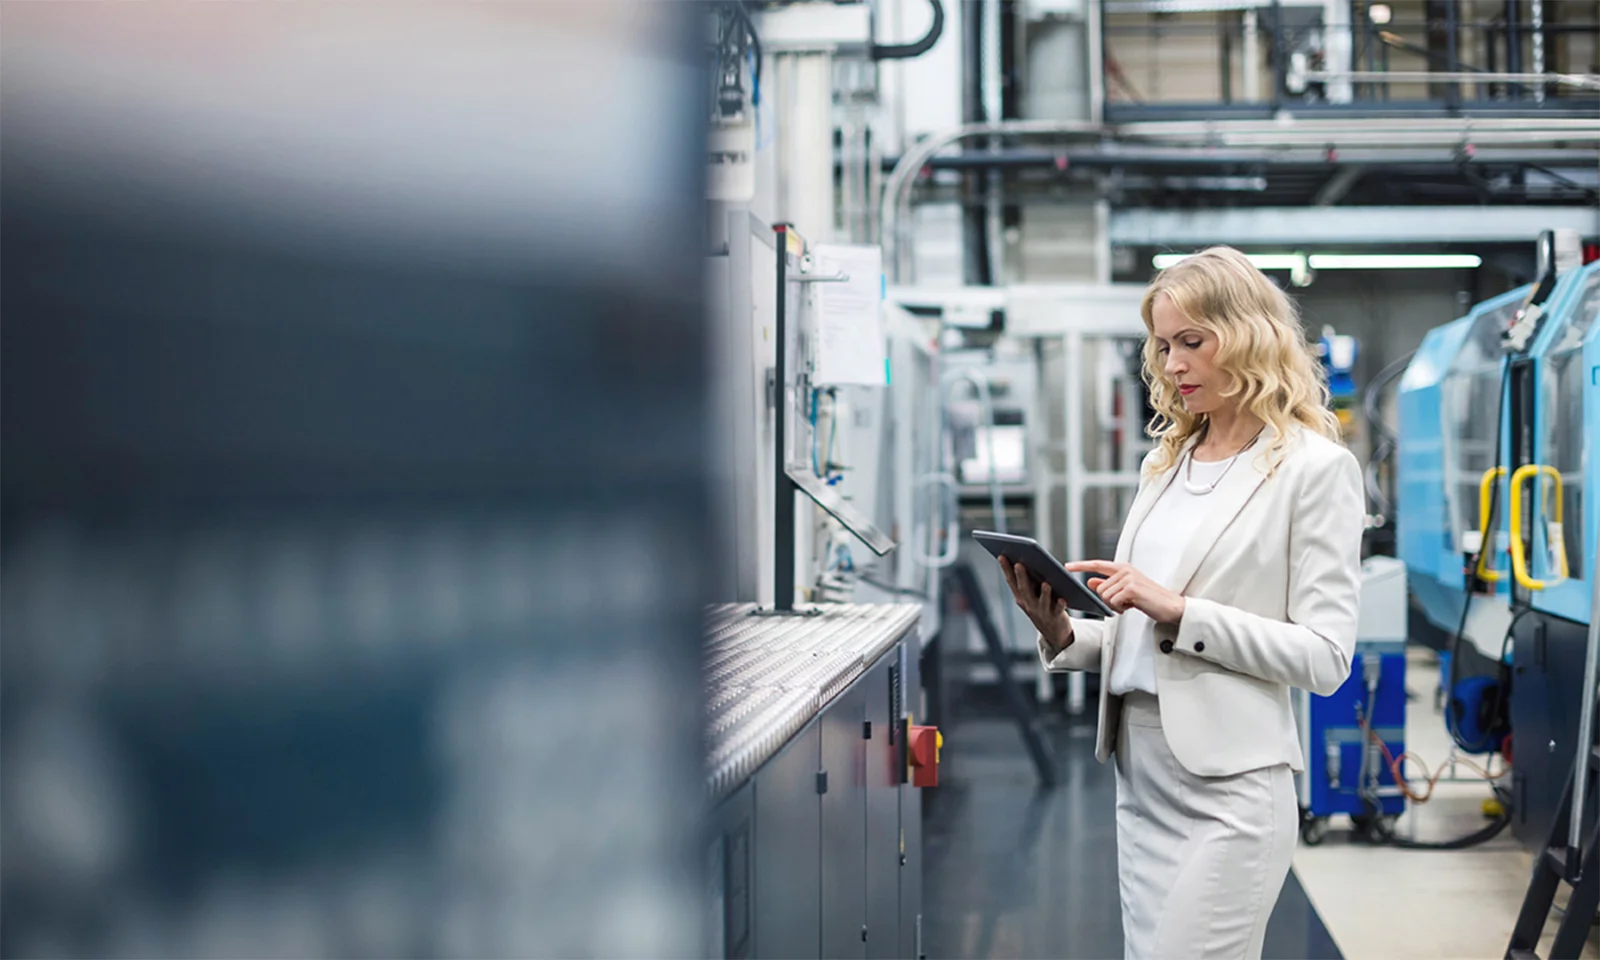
<box><xmin>1037</xmin><ymin>425</ymin><xmax>1364</xmax><ymax>777</ymax></box>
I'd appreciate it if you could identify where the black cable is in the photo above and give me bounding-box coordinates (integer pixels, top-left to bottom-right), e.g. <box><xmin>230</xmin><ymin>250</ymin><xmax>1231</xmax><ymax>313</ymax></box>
<box><xmin>871</xmin><ymin>0</ymin><xmax>944</xmax><ymax>60</ymax></box>
<box><xmin>732</xmin><ymin>1</ymin><xmax>762</xmax><ymax>104</ymax></box>
<box><xmin>1384</xmin><ymin>809</ymin><xmax>1512</xmax><ymax>850</ymax></box>
<box><xmin>1361</xmin><ymin>349</ymin><xmax>1416</xmax><ymax>517</ymax></box>
<box><xmin>1525</xmin><ymin>163</ymin><xmax>1600</xmax><ymax>203</ymax></box>
<box><xmin>1363</xmin><ymin>349</ymin><xmax>1415</xmax><ymax>450</ymax></box>
<box><xmin>1444</xmin><ymin>360</ymin><xmax>1512</xmax><ymax>752</ymax></box>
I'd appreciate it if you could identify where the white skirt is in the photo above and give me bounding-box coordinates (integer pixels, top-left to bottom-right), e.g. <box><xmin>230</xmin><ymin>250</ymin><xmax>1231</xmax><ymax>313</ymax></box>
<box><xmin>1113</xmin><ymin>691</ymin><xmax>1297</xmax><ymax>960</ymax></box>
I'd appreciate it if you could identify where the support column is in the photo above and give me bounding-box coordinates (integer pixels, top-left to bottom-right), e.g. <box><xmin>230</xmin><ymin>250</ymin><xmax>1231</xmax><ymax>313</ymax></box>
<box><xmin>1064</xmin><ymin>328</ymin><xmax>1088</xmax><ymax>716</ymax></box>
<box><xmin>777</xmin><ymin>52</ymin><xmax>836</xmax><ymax>242</ymax></box>
<box><xmin>1323</xmin><ymin>0</ymin><xmax>1353</xmax><ymax>103</ymax></box>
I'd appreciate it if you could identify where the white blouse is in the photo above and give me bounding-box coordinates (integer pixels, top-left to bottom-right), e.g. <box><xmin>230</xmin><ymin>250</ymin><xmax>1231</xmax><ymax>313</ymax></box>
<box><xmin>1106</xmin><ymin>453</ymin><xmax>1239</xmax><ymax>697</ymax></box>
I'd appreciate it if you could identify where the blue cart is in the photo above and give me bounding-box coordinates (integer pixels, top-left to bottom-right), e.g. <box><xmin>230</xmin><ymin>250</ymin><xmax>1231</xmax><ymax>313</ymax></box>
<box><xmin>1294</xmin><ymin>557</ymin><xmax>1410</xmax><ymax>844</ymax></box>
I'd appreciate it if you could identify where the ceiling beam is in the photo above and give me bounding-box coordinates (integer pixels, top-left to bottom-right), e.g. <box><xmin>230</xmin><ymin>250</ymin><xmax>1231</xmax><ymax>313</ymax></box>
<box><xmin>1109</xmin><ymin>205</ymin><xmax>1600</xmax><ymax>246</ymax></box>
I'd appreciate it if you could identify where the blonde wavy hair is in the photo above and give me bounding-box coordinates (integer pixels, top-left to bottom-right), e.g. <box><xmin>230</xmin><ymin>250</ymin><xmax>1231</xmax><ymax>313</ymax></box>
<box><xmin>1140</xmin><ymin>246</ymin><xmax>1342</xmax><ymax>476</ymax></box>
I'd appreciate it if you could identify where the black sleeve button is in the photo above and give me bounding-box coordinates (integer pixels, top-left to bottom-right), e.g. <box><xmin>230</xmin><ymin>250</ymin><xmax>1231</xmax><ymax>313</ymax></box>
<box><xmin>1194</xmin><ymin>641</ymin><xmax>1206</xmax><ymax>653</ymax></box>
<box><xmin>1158</xmin><ymin>639</ymin><xmax>1174</xmax><ymax>655</ymax></box>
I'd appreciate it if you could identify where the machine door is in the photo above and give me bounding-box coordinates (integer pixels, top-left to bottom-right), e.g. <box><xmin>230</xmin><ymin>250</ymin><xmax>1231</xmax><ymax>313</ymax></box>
<box><xmin>1439</xmin><ymin>290</ymin><xmax>1527</xmax><ymax>593</ymax></box>
<box><xmin>1528</xmin><ymin>267</ymin><xmax>1600</xmax><ymax>624</ymax></box>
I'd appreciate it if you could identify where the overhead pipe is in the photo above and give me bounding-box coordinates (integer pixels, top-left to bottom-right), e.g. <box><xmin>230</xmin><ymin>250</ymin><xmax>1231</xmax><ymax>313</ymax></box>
<box><xmin>1300</xmin><ymin>70</ymin><xmax>1600</xmax><ymax>91</ymax></box>
<box><xmin>1113</xmin><ymin>115</ymin><xmax>1600</xmax><ymax>141</ymax></box>
<box><xmin>880</xmin><ymin>120</ymin><xmax>1102</xmax><ymax>281</ymax></box>
<box><xmin>1444</xmin><ymin>0</ymin><xmax>1460</xmax><ymax>105</ymax></box>
<box><xmin>1506</xmin><ymin>0</ymin><xmax>1523</xmax><ymax>86</ymax></box>
<box><xmin>871</xmin><ymin>146</ymin><xmax>1600</xmax><ymax>170</ymax></box>
<box><xmin>980</xmin><ymin>0</ymin><xmax>1005</xmax><ymax>286</ymax></box>
<box><xmin>879</xmin><ymin>116</ymin><xmax>1600</xmax><ymax>280</ymax></box>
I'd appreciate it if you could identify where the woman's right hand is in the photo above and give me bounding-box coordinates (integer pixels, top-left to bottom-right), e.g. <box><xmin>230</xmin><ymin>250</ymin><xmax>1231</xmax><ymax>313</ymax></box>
<box><xmin>998</xmin><ymin>556</ymin><xmax>1074</xmax><ymax>651</ymax></box>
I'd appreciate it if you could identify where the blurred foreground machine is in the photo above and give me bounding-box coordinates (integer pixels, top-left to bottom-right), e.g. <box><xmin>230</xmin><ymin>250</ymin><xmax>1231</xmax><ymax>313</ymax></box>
<box><xmin>705</xmin><ymin>213</ymin><xmax>943</xmax><ymax>959</ymax></box>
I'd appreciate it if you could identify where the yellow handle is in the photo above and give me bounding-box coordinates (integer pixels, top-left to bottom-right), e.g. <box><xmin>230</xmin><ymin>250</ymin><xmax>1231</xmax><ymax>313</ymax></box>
<box><xmin>1475</xmin><ymin>467</ymin><xmax>1507</xmax><ymax>583</ymax></box>
<box><xmin>1509</xmin><ymin>464</ymin><xmax>1568</xmax><ymax>591</ymax></box>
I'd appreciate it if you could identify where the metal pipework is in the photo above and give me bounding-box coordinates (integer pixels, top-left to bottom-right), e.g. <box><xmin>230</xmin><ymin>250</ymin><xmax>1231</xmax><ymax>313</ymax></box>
<box><xmin>1300</xmin><ymin>70</ymin><xmax>1600</xmax><ymax>92</ymax></box>
<box><xmin>879</xmin><ymin>116</ymin><xmax>1600</xmax><ymax>281</ymax></box>
<box><xmin>1114</xmin><ymin>116</ymin><xmax>1600</xmax><ymax>141</ymax></box>
<box><xmin>980</xmin><ymin>0</ymin><xmax>1004</xmax><ymax>286</ymax></box>
<box><xmin>880</xmin><ymin>120</ymin><xmax>1101</xmax><ymax>282</ymax></box>
<box><xmin>940</xmin><ymin>366</ymin><xmax>1019</xmax><ymax>654</ymax></box>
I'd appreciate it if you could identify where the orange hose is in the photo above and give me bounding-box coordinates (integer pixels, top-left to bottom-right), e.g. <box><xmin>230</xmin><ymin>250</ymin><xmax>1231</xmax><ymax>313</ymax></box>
<box><xmin>1367</xmin><ymin>727</ymin><xmax>1505</xmax><ymax>805</ymax></box>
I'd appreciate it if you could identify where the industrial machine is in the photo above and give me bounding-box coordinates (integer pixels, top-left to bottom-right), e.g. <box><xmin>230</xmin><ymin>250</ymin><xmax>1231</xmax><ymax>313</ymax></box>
<box><xmin>1317</xmin><ymin>324</ymin><xmax>1361</xmax><ymax>439</ymax></box>
<box><xmin>1396</xmin><ymin>237</ymin><xmax>1600</xmax><ymax>851</ymax></box>
<box><xmin>1505</xmin><ymin>253</ymin><xmax>1600</xmax><ymax>960</ymax></box>
<box><xmin>704</xmin><ymin>604</ymin><xmax>931</xmax><ymax>960</ymax></box>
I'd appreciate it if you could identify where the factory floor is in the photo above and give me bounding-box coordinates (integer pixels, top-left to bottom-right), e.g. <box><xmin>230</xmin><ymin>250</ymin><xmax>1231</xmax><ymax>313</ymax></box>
<box><xmin>922</xmin><ymin>647</ymin><xmax>1600</xmax><ymax>959</ymax></box>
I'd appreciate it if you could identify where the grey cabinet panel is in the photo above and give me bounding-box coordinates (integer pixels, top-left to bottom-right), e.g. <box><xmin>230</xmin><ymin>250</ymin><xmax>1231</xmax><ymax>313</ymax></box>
<box><xmin>754</xmin><ymin>724</ymin><xmax>822</xmax><ymax>960</ymax></box>
<box><xmin>900</xmin><ymin>646</ymin><xmax>924</xmax><ymax>959</ymax></box>
<box><xmin>821</xmin><ymin>682</ymin><xmax>868</xmax><ymax>960</ymax></box>
<box><xmin>712</xmin><ymin>784</ymin><xmax>756</xmax><ymax>960</ymax></box>
<box><xmin>865</xmin><ymin>658</ymin><xmax>902</xmax><ymax>959</ymax></box>
<box><xmin>728</xmin><ymin>640</ymin><xmax>921</xmax><ymax>960</ymax></box>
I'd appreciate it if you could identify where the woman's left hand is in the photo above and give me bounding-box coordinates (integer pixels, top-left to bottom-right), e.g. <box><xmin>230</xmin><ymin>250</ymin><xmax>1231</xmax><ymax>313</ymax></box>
<box><xmin>1063</xmin><ymin>560</ymin><xmax>1186</xmax><ymax>624</ymax></box>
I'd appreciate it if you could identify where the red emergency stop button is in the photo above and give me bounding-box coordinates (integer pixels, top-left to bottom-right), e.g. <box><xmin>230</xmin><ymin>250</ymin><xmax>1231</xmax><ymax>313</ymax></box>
<box><xmin>909</xmin><ymin>724</ymin><xmax>942</xmax><ymax>788</ymax></box>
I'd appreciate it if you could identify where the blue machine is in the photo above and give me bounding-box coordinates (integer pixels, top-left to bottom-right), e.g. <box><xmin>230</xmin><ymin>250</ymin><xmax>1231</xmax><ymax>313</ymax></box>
<box><xmin>1297</xmin><ymin>557</ymin><xmax>1410</xmax><ymax>844</ymax></box>
<box><xmin>1396</xmin><ymin>252</ymin><xmax>1600</xmax><ymax>847</ymax></box>
<box><xmin>1523</xmin><ymin>264</ymin><xmax>1600</xmax><ymax>625</ymax></box>
<box><xmin>1396</xmin><ymin>284</ymin><xmax>1526</xmax><ymax>633</ymax></box>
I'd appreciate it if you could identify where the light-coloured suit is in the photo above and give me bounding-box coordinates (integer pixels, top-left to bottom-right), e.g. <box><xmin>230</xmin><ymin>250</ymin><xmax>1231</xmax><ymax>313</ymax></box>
<box><xmin>1038</xmin><ymin>425</ymin><xmax>1364</xmax><ymax>959</ymax></box>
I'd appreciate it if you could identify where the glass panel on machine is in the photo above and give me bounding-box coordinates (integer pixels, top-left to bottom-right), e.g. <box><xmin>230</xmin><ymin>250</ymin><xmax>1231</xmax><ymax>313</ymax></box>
<box><xmin>1441</xmin><ymin>299</ymin><xmax>1522</xmax><ymax>555</ymax></box>
<box><xmin>1540</xmin><ymin>274</ymin><xmax>1600</xmax><ymax>580</ymax></box>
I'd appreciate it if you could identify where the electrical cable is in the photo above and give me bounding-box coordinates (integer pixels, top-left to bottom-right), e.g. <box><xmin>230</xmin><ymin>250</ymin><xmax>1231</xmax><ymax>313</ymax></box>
<box><xmin>1357</xmin><ymin>694</ymin><xmax>1514</xmax><ymax>850</ymax></box>
<box><xmin>809</xmin><ymin>387</ymin><xmax>821</xmax><ymax>476</ymax></box>
<box><xmin>1443</xmin><ymin>360</ymin><xmax>1512</xmax><ymax>753</ymax></box>
<box><xmin>730</xmin><ymin>1</ymin><xmax>762</xmax><ymax>103</ymax></box>
<box><xmin>1383</xmin><ymin>804</ymin><xmax>1512</xmax><ymax>851</ymax></box>
<box><xmin>1360</xmin><ymin>349</ymin><xmax>1416</xmax><ymax>517</ymax></box>
<box><xmin>1371</xmin><ymin>726</ymin><xmax>1507</xmax><ymax>806</ymax></box>
<box><xmin>825</xmin><ymin>387</ymin><xmax>839</xmax><ymax>483</ymax></box>
<box><xmin>870</xmin><ymin>0</ymin><xmax>944</xmax><ymax>61</ymax></box>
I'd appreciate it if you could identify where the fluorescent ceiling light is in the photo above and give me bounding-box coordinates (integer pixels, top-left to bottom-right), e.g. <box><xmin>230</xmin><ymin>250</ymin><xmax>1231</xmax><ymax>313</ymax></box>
<box><xmin>1153</xmin><ymin>253</ymin><xmax>1304</xmax><ymax>270</ymax></box>
<box><xmin>1153</xmin><ymin>252</ymin><xmax>1481</xmax><ymax>271</ymax></box>
<box><xmin>1309</xmin><ymin>253</ymin><xmax>1482</xmax><ymax>270</ymax></box>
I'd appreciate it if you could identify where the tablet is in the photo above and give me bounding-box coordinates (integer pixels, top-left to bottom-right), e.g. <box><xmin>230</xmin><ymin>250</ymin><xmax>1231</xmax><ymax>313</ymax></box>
<box><xmin>971</xmin><ymin>531</ymin><xmax>1117</xmax><ymax>618</ymax></box>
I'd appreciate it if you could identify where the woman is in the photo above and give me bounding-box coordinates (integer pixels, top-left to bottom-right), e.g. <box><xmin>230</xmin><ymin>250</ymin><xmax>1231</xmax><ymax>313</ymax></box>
<box><xmin>1000</xmin><ymin>246</ymin><xmax>1364</xmax><ymax>960</ymax></box>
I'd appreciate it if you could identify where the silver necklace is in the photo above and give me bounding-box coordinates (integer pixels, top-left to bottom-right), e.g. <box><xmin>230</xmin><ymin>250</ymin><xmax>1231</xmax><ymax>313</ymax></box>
<box><xmin>1182</xmin><ymin>428</ymin><xmax>1264</xmax><ymax>496</ymax></box>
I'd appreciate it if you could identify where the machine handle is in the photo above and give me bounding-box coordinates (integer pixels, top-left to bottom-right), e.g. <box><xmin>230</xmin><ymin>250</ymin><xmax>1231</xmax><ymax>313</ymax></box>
<box><xmin>1475</xmin><ymin>467</ymin><xmax>1508</xmax><ymax>583</ymax></box>
<box><xmin>1508</xmin><ymin>464</ymin><xmax>1568</xmax><ymax>591</ymax></box>
<box><xmin>910</xmin><ymin>473</ymin><xmax>960</xmax><ymax>568</ymax></box>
